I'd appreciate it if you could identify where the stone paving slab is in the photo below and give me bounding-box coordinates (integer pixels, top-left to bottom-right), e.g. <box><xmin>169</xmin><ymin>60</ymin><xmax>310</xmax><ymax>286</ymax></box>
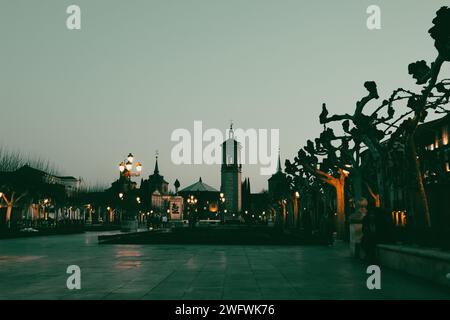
<box><xmin>0</xmin><ymin>232</ymin><xmax>449</xmax><ymax>300</ymax></box>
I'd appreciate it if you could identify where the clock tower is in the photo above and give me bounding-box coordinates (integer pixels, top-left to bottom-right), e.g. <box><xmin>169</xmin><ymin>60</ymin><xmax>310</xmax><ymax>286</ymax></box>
<box><xmin>220</xmin><ymin>123</ymin><xmax>242</xmax><ymax>215</ymax></box>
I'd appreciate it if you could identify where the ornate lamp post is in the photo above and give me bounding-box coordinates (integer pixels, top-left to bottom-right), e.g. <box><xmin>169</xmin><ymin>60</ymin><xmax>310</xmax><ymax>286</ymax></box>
<box><xmin>187</xmin><ymin>195</ymin><xmax>198</xmax><ymax>210</ymax></box>
<box><xmin>119</xmin><ymin>153</ymin><xmax>142</xmax><ymax>178</ymax></box>
<box><xmin>116</xmin><ymin>153</ymin><xmax>142</xmax><ymax>232</ymax></box>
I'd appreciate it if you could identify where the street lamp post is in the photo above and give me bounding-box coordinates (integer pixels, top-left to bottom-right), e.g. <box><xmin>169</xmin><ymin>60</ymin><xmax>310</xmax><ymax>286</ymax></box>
<box><xmin>117</xmin><ymin>153</ymin><xmax>142</xmax><ymax>232</ymax></box>
<box><xmin>187</xmin><ymin>195</ymin><xmax>198</xmax><ymax>227</ymax></box>
<box><xmin>219</xmin><ymin>192</ymin><xmax>226</xmax><ymax>223</ymax></box>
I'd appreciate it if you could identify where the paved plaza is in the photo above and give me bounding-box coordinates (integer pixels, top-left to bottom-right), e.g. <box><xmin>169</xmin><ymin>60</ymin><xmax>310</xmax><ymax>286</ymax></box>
<box><xmin>0</xmin><ymin>232</ymin><xmax>449</xmax><ymax>300</ymax></box>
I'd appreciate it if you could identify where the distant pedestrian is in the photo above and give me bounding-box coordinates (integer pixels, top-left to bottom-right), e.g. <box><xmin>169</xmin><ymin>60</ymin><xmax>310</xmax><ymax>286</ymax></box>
<box><xmin>162</xmin><ymin>215</ymin><xmax>168</xmax><ymax>228</ymax></box>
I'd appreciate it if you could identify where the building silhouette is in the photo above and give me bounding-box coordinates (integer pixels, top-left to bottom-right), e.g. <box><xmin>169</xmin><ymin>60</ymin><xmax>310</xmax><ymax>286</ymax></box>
<box><xmin>179</xmin><ymin>177</ymin><xmax>220</xmax><ymax>220</ymax></box>
<box><xmin>140</xmin><ymin>155</ymin><xmax>169</xmax><ymax>196</ymax></box>
<box><xmin>268</xmin><ymin>153</ymin><xmax>289</xmax><ymax>201</ymax></box>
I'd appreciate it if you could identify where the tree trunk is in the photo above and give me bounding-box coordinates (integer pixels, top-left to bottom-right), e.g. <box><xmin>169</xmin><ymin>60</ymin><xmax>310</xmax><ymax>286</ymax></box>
<box><xmin>335</xmin><ymin>181</ymin><xmax>345</xmax><ymax>239</ymax></box>
<box><xmin>5</xmin><ymin>192</ymin><xmax>15</xmax><ymax>229</ymax></box>
<box><xmin>360</xmin><ymin>136</ymin><xmax>387</xmax><ymax>208</ymax></box>
<box><xmin>366</xmin><ymin>183</ymin><xmax>381</xmax><ymax>208</ymax></box>
<box><xmin>409</xmin><ymin>137</ymin><xmax>431</xmax><ymax>227</ymax></box>
<box><xmin>293</xmin><ymin>196</ymin><xmax>299</xmax><ymax>228</ymax></box>
<box><xmin>376</xmin><ymin>159</ymin><xmax>386</xmax><ymax>207</ymax></box>
<box><xmin>281</xmin><ymin>201</ymin><xmax>287</xmax><ymax>228</ymax></box>
<box><xmin>310</xmin><ymin>166</ymin><xmax>347</xmax><ymax>239</ymax></box>
<box><xmin>352</xmin><ymin>169</ymin><xmax>363</xmax><ymax>214</ymax></box>
<box><xmin>109</xmin><ymin>209</ymin><xmax>114</xmax><ymax>224</ymax></box>
<box><xmin>6</xmin><ymin>205</ymin><xmax>13</xmax><ymax>229</ymax></box>
<box><xmin>373</xmin><ymin>194</ymin><xmax>381</xmax><ymax>208</ymax></box>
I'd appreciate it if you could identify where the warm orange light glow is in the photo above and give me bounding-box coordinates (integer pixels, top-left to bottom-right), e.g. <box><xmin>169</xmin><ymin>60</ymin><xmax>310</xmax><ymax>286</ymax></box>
<box><xmin>443</xmin><ymin>126</ymin><xmax>449</xmax><ymax>146</ymax></box>
<box><xmin>209</xmin><ymin>203</ymin><xmax>218</xmax><ymax>213</ymax></box>
<box><xmin>392</xmin><ymin>210</ymin><xmax>407</xmax><ymax>226</ymax></box>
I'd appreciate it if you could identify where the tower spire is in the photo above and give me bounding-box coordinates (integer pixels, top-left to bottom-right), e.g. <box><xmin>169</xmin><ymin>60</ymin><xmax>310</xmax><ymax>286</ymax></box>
<box><xmin>277</xmin><ymin>149</ymin><xmax>282</xmax><ymax>173</ymax></box>
<box><xmin>154</xmin><ymin>150</ymin><xmax>159</xmax><ymax>174</ymax></box>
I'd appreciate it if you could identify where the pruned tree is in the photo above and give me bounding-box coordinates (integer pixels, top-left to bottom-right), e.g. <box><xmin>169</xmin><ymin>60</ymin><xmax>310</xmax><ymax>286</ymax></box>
<box><xmin>318</xmin><ymin>81</ymin><xmax>402</xmax><ymax>209</ymax></box>
<box><xmin>286</xmin><ymin>148</ymin><xmax>339</xmax><ymax>232</ymax></box>
<box><xmin>380</xmin><ymin>7</ymin><xmax>450</xmax><ymax>227</ymax></box>
<box><xmin>0</xmin><ymin>148</ymin><xmax>62</xmax><ymax>228</ymax></box>
<box><xmin>286</xmin><ymin>126</ymin><xmax>355</xmax><ymax>239</ymax></box>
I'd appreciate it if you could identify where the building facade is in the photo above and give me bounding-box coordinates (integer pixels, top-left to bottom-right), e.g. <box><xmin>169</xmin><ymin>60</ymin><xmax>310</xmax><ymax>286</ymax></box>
<box><xmin>179</xmin><ymin>177</ymin><xmax>221</xmax><ymax>220</ymax></box>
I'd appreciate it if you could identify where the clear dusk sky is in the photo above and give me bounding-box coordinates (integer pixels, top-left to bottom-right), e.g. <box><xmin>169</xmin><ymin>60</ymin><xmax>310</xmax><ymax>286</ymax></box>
<box><xmin>1</xmin><ymin>0</ymin><xmax>449</xmax><ymax>192</ymax></box>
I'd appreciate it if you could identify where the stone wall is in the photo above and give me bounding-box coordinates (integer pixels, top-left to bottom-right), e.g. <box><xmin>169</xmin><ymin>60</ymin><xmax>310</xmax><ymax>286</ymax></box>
<box><xmin>377</xmin><ymin>244</ymin><xmax>450</xmax><ymax>288</ymax></box>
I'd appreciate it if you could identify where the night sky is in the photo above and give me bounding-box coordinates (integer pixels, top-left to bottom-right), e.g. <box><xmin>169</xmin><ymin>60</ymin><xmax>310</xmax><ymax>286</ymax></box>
<box><xmin>1</xmin><ymin>0</ymin><xmax>449</xmax><ymax>191</ymax></box>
